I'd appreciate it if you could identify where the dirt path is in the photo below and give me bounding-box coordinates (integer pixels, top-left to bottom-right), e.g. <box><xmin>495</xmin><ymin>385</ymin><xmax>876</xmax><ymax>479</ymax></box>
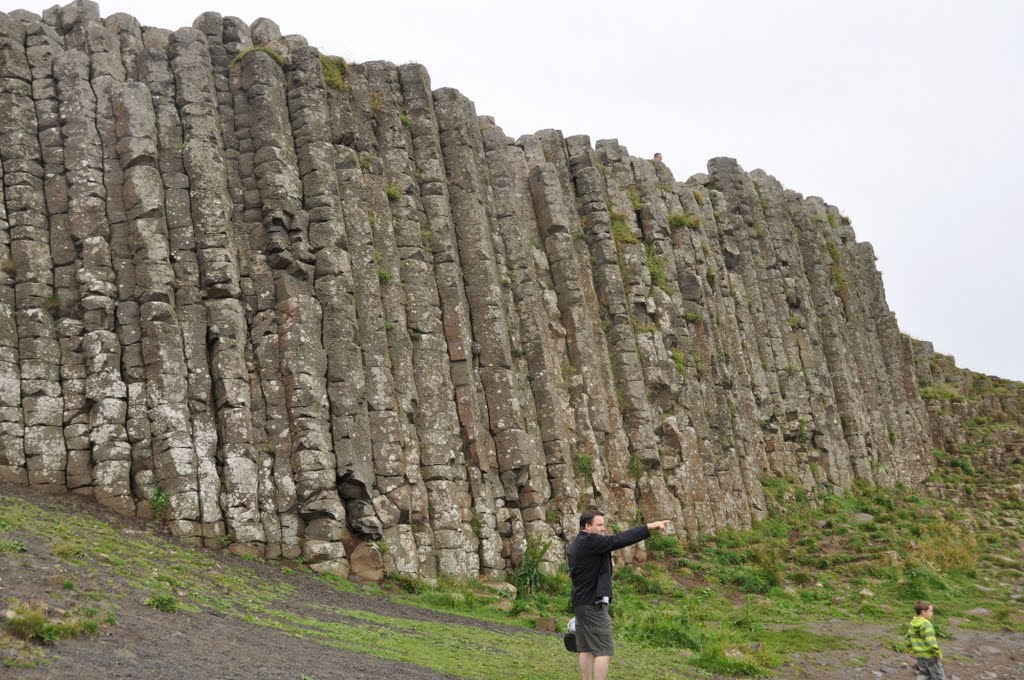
<box><xmin>774</xmin><ymin>619</ymin><xmax>1024</xmax><ymax>680</ymax></box>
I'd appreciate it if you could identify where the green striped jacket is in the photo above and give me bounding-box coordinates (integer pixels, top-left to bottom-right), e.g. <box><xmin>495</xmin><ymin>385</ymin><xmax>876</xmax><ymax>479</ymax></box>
<box><xmin>905</xmin><ymin>616</ymin><xmax>942</xmax><ymax>659</ymax></box>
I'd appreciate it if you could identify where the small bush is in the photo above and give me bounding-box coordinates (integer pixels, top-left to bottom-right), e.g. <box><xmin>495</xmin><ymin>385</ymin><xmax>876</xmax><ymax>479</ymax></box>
<box><xmin>143</xmin><ymin>594</ymin><xmax>178</xmax><ymax>613</ymax></box>
<box><xmin>574</xmin><ymin>453</ymin><xmax>594</xmax><ymax>477</ymax></box>
<box><xmin>897</xmin><ymin>563</ymin><xmax>947</xmax><ymax>601</ymax></box>
<box><xmin>385</xmin><ymin>184</ymin><xmax>401</xmax><ymax>201</ymax></box>
<box><xmin>319</xmin><ymin>55</ymin><xmax>349</xmax><ymax>91</ymax></box>
<box><xmin>646</xmin><ymin>247</ymin><xmax>667</xmax><ymax>290</ymax></box>
<box><xmin>732</xmin><ymin>564</ymin><xmax>780</xmax><ymax>594</ymax></box>
<box><xmin>645</xmin><ymin>532</ymin><xmax>684</xmax><ymax>559</ymax></box>
<box><xmin>919</xmin><ymin>383</ymin><xmax>965</xmax><ymax>402</ymax></box>
<box><xmin>950</xmin><ymin>455</ymin><xmax>975</xmax><ymax>475</ymax></box>
<box><xmin>670</xmin><ymin>349</ymin><xmax>687</xmax><ymax>375</ymax></box>
<box><xmin>669</xmin><ymin>213</ymin><xmax>701</xmax><ymax>230</ymax></box>
<box><xmin>511</xmin><ymin>534</ymin><xmax>550</xmax><ymax>595</ymax></box>
<box><xmin>5</xmin><ymin>601</ymin><xmax>50</xmax><ymax>641</ymax></box>
<box><xmin>151</xmin><ymin>487</ymin><xmax>171</xmax><ymax>520</ymax></box>
<box><xmin>0</xmin><ymin>538</ymin><xmax>26</xmax><ymax>553</ymax></box>
<box><xmin>610</xmin><ymin>213</ymin><xmax>638</xmax><ymax>245</ymax></box>
<box><xmin>5</xmin><ymin>601</ymin><xmax>98</xmax><ymax>645</ymax></box>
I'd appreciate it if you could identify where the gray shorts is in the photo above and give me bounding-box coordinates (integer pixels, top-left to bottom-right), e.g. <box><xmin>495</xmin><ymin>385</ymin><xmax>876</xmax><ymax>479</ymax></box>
<box><xmin>574</xmin><ymin>603</ymin><xmax>614</xmax><ymax>657</ymax></box>
<box><xmin>915</xmin><ymin>658</ymin><xmax>947</xmax><ymax>680</ymax></box>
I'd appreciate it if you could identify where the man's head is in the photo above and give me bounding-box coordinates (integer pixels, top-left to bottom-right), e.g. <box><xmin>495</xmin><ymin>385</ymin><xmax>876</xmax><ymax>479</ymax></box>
<box><xmin>579</xmin><ymin>510</ymin><xmax>606</xmax><ymax>534</ymax></box>
<box><xmin>653</xmin><ymin>152</ymin><xmax>663</xmax><ymax>161</ymax></box>
<box><xmin>915</xmin><ymin>601</ymin><xmax>934</xmax><ymax>619</ymax></box>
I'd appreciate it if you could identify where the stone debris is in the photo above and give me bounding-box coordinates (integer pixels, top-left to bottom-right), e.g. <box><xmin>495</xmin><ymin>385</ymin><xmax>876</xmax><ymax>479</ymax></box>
<box><xmin>0</xmin><ymin>2</ymin><xmax>1021</xmax><ymax>581</ymax></box>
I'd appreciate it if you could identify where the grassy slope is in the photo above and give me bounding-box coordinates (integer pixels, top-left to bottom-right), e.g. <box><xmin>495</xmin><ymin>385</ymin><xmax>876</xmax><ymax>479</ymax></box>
<box><xmin>2</xmin><ymin>464</ymin><xmax>1022</xmax><ymax>677</ymax></box>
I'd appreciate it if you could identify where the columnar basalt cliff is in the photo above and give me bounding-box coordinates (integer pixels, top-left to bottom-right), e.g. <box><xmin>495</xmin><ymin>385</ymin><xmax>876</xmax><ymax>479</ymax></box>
<box><xmin>1</xmin><ymin>2</ymin><xmax>1021</xmax><ymax>581</ymax></box>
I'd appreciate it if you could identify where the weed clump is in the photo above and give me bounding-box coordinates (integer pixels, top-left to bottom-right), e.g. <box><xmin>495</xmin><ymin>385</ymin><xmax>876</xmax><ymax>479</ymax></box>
<box><xmin>230</xmin><ymin>46</ymin><xmax>285</xmax><ymax>68</ymax></box>
<box><xmin>5</xmin><ymin>601</ymin><xmax>99</xmax><ymax>645</ymax></box>
<box><xmin>150</xmin><ymin>487</ymin><xmax>171</xmax><ymax>520</ymax></box>
<box><xmin>143</xmin><ymin>594</ymin><xmax>178</xmax><ymax>613</ymax></box>
<box><xmin>610</xmin><ymin>211</ymin><xmax>638</xmax><ymax>245</ymax></box>
<box><xmin>319</xmin><ymin>54</ymin><xmax>349</xmax><ymax>91</ymax></box>
<box><xmin>669</xmin><ymin>213</ymin><xmax>701</xmax><ymax>230</ymax></box>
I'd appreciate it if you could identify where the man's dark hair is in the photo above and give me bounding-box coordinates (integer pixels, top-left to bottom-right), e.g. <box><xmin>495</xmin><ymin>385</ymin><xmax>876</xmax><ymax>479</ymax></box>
<box><xmin>579</xmin><ymin>510</ymin><xmax>604</xmax><ymax>529</ymax></box>
<box><xmin>915</xmin><ymin>600</ymin><xmax>932</xmax><ymax>614</ymax></box>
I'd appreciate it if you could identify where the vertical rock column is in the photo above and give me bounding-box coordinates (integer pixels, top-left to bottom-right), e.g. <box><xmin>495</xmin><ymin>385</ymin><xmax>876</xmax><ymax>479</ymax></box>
<box><xmin>53</xmin><ymin>48</ymin><xmax>131</xmax><ymax>509</ymax></box>
<box><xmin>225</xmin><ymin>38</ymin><xmax>294</xmax><ymax>560</ymax></box>
<box><xmin>354</xmin><ymin>62</ymin><xmax>428</xmax><ymax>575</ymax></box>
<box><xmin>330</xmin><ymin>140</ymin><xmax>393</xmax><ymax>575</ymax></box>
<box><xmin>236</xmin><ymin>44</ymin><xmax>344</xmax><ymax>566</ymax></box>
<box><xmin>177</xmin><ymin>28</ymin><xmax>265</xmax><ymax>548</ymax></box>
<box><xmin>610</xmin><ymin>152</ymin><xmax>689</xmax><ymax>525</ymax></box>
<box><xmin>0</xmin><ymin>14</ymin><xmax>28</xmax><ymax>484</ymax></box>
<box><xmin>26</xmin><ymin>16</ymin><xmax>92</xmax><ymax>497</ymax></box>
<box><xmin>435</xmin><ymin>88</ymin><xmax>543</xmax><ymax>571</ymax></box>
<box><xmin>586</xmin><ymin>147</ymin><xmax>661</xmax><ymax>472</ymax></box>
<box><xmin>168</xmin><ymin>27</ymin><xmax>240</xmax><ymax>541</ymax></box>
<box><xmin>745</xmin><ymin>171</ymin><xmax>820</xmax><ymax>485</ymax></box>
<box><xmin>365</xmin><ymin>61</ymin><xmax>460</xmax><ymax>575</ymax></box>
<box><xmin>112</xmin><ymin>81</ymin><xmax>206</xmax><ymax>531</ymax></box>
<box><xmin>658</xmin><ymin>179</ymin><xmax>720</xmax><ymax>535</ymax></box>
<box><xmin>82</xmin><ymin>9</ymin><xmax>141</xmax><ymax>515</ymax></box>
<box><xmin>397</xmin><ymin>69</ymin><xmax>483</xmax><ymax>577</ymax></box>
<box><xmin>598</xmin><ymin>146</ymin><xmax>684</xmax><ymax>522</ymax></box>
<box><xmin>282</xmin><ymin>45</ymin><xmax>352</xmax><ymax>562</ymax></box>
<box><xmin>531</xmin><ymin>157</ymin><xmax>626</xmax><ymax>513</ymax></box>
<box><xmin>136</xmin><ymin>27</ymin><xmax>222</xmax><ymax>535</ymax></box>
<box><xmin>398</xmin><ymin>64</ymin><xmax>485</xmax><ymax>577</ymax></box>
<box><xmin>2</xmin><ymin>15</ymin><xmax>66</xmax><ymax>492</ymax></box>
<box><xmin>789</xmin><ymin>194</ymin><xmax>872</xmax><ymax>481</ymax></box>
<box><xmin>482</xmin><ymin>124</ymin><xmax>578</xmax><ymax>544</ymax></box>
<box><xmin>218</xmin><ymin>20</ymin><xmax>297</xmax><ymax>557</ymax></box>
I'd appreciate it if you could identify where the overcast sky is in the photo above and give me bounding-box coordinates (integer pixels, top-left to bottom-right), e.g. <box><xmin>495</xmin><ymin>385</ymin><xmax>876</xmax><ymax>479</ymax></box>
<box><xmin>5</xmin><ymin>0</ymin><xmax>1022</xmax><ymax>381</ymax></box>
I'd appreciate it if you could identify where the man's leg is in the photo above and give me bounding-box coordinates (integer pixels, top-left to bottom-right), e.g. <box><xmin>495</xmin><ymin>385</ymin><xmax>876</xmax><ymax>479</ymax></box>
<box><xmin>592</xmin><ymin>654</ymin><xmax>610</xmax><ymax>680</ymax></box>
<box><xmin>578</xmin><ymin>651</ymin><xmax>593</xmax><ymax>680</ymax></box>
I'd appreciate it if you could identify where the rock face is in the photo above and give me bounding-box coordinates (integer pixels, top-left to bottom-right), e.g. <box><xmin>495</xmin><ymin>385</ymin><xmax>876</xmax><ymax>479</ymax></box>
<box><xmin>0</xmin><ymin>2</ymin><xmax>1020</xmax><ymax>579</ymax></box>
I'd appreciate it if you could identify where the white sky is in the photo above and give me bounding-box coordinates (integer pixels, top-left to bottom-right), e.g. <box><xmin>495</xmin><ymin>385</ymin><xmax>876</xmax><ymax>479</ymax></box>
<box><xmin>4</xmin><ymin>0</ymin><xmax>1023</xmax><ymax>381</ymax></box>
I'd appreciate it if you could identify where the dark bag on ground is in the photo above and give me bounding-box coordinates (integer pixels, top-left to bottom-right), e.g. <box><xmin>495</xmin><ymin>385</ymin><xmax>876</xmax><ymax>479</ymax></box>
<box><xmin>563</xmin><ymin>631</ymin><xmax>578</xmax><ymax>653</ymax></box>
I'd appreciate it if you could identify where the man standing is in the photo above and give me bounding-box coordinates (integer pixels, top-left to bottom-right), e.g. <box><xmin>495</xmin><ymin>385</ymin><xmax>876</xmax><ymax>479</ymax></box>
<box><xmin>566</xmin><ymin>510</ymin><xmax>669</xmax><ymax>680</ymax></box>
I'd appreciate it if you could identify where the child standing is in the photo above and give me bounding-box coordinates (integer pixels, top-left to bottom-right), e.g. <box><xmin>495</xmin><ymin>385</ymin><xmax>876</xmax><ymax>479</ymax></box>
<box><xmin>906</xmin><ymin>601</ymin><xmax>947</xmax><ymax>680</ymax></box>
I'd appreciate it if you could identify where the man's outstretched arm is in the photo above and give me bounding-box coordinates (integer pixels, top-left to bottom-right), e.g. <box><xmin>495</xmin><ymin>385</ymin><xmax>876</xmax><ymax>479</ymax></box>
<box><xmin>577</xmin><ymin>520</ymin><xmax>670</xmax><ymax>554</ymax></box>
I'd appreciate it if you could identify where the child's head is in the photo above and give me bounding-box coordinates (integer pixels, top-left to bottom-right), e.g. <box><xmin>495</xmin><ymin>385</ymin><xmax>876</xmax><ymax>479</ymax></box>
<box><xmin>915</xmin><ymin>601</ymin><xmax>934</xmax><ymax>618</ymax></box>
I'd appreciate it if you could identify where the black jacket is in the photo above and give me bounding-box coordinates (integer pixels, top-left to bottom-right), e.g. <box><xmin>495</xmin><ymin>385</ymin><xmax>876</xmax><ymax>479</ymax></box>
<box><xmin>566</xmin><ymin>524</ymin><xmax>650</xmax><ymax>608</ymax></box>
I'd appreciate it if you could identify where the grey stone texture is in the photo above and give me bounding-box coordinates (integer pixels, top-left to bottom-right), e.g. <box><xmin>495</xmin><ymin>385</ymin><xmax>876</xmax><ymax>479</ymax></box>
<box><xmin>1</xmin><ymin>3</ymin><xmax>1015</xmax><ymax>580</ymax></box>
